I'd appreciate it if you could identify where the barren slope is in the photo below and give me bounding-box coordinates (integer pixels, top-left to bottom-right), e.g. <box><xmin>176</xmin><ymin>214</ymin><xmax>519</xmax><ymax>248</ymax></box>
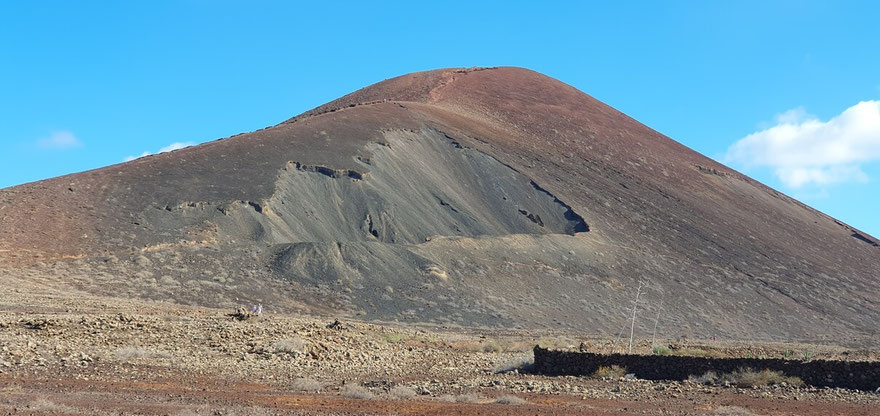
<box><xmin>1</xmin><ymin>67</ymin><xmax>877</xmax><ymax>345</ymax></box>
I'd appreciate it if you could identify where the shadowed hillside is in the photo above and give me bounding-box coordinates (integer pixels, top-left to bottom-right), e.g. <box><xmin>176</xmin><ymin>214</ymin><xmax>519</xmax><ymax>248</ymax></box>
<box><xmin>1</xmin><ymin>67</ymin><xmax>877</xmax><ymax>345</ymax></box>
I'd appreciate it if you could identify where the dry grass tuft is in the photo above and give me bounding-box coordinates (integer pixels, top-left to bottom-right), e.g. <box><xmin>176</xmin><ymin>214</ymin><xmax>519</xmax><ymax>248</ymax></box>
<box><xmin>439</xmin><ymin>393</ymin><xmax>484</xmax><ymax>403</ymax></box>
<box><xmin>388</xmin><ymin>385</ymin><xmax>417</xmax><ymax>399</ymax></box>
<box><xmin>493</xmin><ymin>353</ymin><xmax>534</xmax><ymax>373</ymax></box>
<box><xmin>340</xmin><ymin>384</ymin><xmax>374</xmax><ymax>400</ymax></box>
<box><xmin>273</xmin><ymin>337</ymin><xmax>308</xmax><ymax>354</ymax></box>
<box><xmin>713</xmin><ymin>405</ymin><xmax>754</xmax><ymax>415</ymax></box>
<box><xmin>27</xmin><ymin>397</ymin><xmax>79</xmax><ymax>414</ymax></box>
<box><xmin>383</xmin><ymin>333</ymin><xmax>406</xmax><ymax>344</ymax></box>
<box><xmin>172</xmin><ymin>405</ymin><xmax>275</xmax><ymax>416</ymax></box>
<box><xmin>724</xmin><ymin>368</ymin><xmax>804</xmax><ymax>387</ymax></box>
<box><xmin>592</xmin><ymin>365</ymin><xmax>627</xmax><ymax>379</ymax></box>
<box><xmin>688</xmin><ymin>370</ymin><xmax>719</xmax><ymax>385</ymax></box>
<box><xmin>290</xmin><ymin>377</ymin><xmax>323</xmax><ymax>392</ymax></box>
<box><xmin>495</xmin><ymin>394</ymin><xmax>527</xmax><ymax>405</ymax></box>
<box><xmin>456</xmin><ymin>393</ymin><xmax>484</xmax><ymax>403</ymax></box>
<box><xmin>481</xmin><ymin>340</ymin><xmax>505</xmax><ymax>353</ymax></box>
<box><xmin>690</xmin><ymin>368</ymin><xmax>803</xmax><ymax>387</ymax></box>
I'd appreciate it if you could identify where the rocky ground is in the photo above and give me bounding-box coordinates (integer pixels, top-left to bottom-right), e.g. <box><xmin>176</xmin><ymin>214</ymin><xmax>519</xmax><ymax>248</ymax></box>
<box><xmin>1</xmin><ymin>280</ymin><xmax>878</xmax><ymax>415</ymax></box>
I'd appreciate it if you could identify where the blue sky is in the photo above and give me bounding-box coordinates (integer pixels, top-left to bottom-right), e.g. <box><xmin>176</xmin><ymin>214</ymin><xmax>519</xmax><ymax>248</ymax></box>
<box><xmin>2</xmin><ymin>1</ymin><xmax>878</xmax><ymax>237</ymax></box>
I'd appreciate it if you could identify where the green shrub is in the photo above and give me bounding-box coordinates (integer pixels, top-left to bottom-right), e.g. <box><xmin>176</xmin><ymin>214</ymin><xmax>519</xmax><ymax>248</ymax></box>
<box><xmin>652</xmin><ymin>345</ymin><xmax>671</xmax><ymax>355</ymax></box>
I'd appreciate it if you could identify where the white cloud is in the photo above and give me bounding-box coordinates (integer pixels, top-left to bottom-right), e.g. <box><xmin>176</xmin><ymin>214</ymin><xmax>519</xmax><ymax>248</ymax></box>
<box><xmin>774</xmin><ymin>165</ymin><xmax>868</xmax><ymax>188</ymax></box>
<box><xmin>725</xmin><ymin>100</ymin><xmax>880</xmax><ymax>188</ymax></box>
<box><xmin>124</xmin><ymin>141</ymin><xmax>194</xmax><ymax>162</ymax></box>
<box><xmin>36</xmin><ymin>131</ymin><xmax>82</xmax><ymax>149</ymax></box>
<box><xmin>773</xmin><ymin>107</ymin><xmax>810</xmax><ymax>124</ymax></box>
<box><xmin>791</xmin><ymin>188</ymin><xmax>830</xmax><ymax>202</ymax></box>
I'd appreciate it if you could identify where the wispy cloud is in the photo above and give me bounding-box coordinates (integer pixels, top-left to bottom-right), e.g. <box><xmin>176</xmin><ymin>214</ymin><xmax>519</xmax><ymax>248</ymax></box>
<box><xmin>791</xmin><ymin>188</ymin><xmax>830</xmax><ymax>202</ymax></box>
<box><xmin>124</xmin><ymin>141</ymin><xmax>195</xmax><ymax>162</ymax></box>
<box><xmin>36</xmin><ymin>131</ymin><xmax>82</xmax><ymax>149</ymax></box>
<box><xmin>725</xmin><ymin>101</ymin><xmax>880</xmax><ymax>188</ymax></box>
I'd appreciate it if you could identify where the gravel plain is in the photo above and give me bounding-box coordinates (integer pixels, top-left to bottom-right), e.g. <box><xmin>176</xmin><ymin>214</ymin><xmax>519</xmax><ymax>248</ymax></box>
<box><xmin>1</xmin><ymin>279</ymin><xmax>878</xmax><ymax>415</ymax></box>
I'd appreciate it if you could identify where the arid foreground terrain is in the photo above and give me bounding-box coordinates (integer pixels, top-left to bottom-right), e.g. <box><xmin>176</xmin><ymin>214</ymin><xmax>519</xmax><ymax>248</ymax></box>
<box><xmin>1</xmin><ymin>279</ymin><xmax>878</xmax><ymax>416</ymax></box>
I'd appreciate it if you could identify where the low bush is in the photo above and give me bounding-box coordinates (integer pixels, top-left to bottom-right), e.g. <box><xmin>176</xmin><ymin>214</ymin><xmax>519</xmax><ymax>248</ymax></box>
<box><xmin>723</xmin><ymin>368</ymin><xmax>804</xmax><ymax>387</ymax></box>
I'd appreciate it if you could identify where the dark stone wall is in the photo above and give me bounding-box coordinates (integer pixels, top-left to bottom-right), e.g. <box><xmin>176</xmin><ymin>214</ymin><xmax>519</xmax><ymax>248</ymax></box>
<box><xmin>533</xmin><ymin>346</ymin><xmax>880</xmax><ymax>391</ymax></box>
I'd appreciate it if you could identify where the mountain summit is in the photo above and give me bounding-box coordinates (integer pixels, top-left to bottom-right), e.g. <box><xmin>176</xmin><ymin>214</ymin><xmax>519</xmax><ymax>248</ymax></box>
<box><xmin>1</xmin><ymin>67</ymin><xmax>877</xmax><ymax>344</ymax></box>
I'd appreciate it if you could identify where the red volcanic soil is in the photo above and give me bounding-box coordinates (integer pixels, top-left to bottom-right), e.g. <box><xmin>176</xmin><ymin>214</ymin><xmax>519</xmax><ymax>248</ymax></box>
<box><xmin>3</xmin><ymin>372</ymin><xmax>877</xmax><ymax>416</ymax></box>
<box><xmin>0</xmin><ymin>67</ymin><xmax>878</xmax><ymax>344</ymax></box>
